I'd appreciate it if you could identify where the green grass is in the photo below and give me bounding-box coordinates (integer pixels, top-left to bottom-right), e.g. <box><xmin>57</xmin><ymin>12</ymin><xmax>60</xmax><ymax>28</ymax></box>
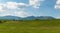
<box><xmin>0</xmin><ymin>20</ymin><xmax>60</xmax><ymax>33</ymax></box>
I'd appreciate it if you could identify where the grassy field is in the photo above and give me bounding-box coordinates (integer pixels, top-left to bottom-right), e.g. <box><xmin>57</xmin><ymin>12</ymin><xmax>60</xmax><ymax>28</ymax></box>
<box><xmin>0</xmin><ymin>19</ymin><xmax>60</xmax><ymax>33</ymax></box>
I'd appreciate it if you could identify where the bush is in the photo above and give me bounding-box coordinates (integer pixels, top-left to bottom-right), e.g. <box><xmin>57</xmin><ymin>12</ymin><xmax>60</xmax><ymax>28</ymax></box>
<box><xmin>0</xmin><ymin>21</ymin><xmax>2</xmax><ymax>23</ymax></box>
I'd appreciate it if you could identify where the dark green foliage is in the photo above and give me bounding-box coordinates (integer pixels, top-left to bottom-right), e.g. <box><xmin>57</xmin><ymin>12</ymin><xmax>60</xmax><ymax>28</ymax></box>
<box><xmin>0</xmin><ymin>20</ymin><xmax>7</xmax><ymax>23</ymax></box>
<box><xmin>0</xmin><ymin>21</ymin><xmax>2</xmax><ymax>23</ymax></box>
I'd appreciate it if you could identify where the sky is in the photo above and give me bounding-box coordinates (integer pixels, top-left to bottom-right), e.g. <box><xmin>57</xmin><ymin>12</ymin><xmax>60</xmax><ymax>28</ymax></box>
<box><xmin>0</xmin><ymin>0</ymin><xmax>60</xmax><ymax>18</ymax></box>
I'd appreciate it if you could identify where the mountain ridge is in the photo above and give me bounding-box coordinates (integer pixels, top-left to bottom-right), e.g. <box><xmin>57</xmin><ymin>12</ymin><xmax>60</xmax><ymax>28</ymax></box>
<box><xmin>0</xmin><ymin>15</ymin><xmax>55</xmax><ymax>20</ymax></box>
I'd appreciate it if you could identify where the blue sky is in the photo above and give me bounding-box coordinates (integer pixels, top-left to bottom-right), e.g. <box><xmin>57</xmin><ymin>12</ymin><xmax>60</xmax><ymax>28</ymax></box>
<box><xmin>0</xmin><ymin>0</ymin><xmax>60</xmax><ymax>18</ymax></box>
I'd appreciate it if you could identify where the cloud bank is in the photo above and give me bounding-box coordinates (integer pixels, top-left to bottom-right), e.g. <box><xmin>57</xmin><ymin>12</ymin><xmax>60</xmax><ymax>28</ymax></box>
<box><xmin>55</xmin><ymin>0</ymin><xmax>60</xmax><ymax>9</ymax></box>
<box><xmin>0</xmin><ymin>0</ymin><xmax>43</xmax><ymax>17</ymax></box>
<box><xmin>29</xmin><ymin>0</ymin><xmax>44</xmax><ymax>8</ymax></box>
<box><xmin>0</xmin><ymin>2</ymin><xmax>30</xmax><ymax>17</ymax></box>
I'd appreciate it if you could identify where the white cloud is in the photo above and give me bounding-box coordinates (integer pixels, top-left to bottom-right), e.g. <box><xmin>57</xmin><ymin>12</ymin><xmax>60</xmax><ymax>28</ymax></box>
<box><xmin>29</xmin><ymin>0</ymin><xmax>44</xmax><ymax>8</ymax></box>
<box><xmin>55</xmin><ymin>5</ymin><xmax>60</xmax><ymax>9</ymax></box>
<box><xmin>0</xmin><ymin>1</ymin><xmax>41</xmax><ymax>17</ymax></box>
<box><xmin>0</xmin><ymin>11</ymin><xmax>31</xmax><ymax>17</ymax></box>
<box><xmin>56</xmin><ymin>0</ymin><xmax>60</xmax><ymax>4</ymax></box>
<box><xmin>19</xmin><ymin>3</ymin><xmax>29</xmax><ymax>6</ymax></box>
<box><xmin>0</xmin><ymin>2</ymin><xmax>30</xmax><ymax>17</ymax></box>
<box><xmin>0</xmin><ymin>2</ymin><xmax>29</xmax><ymax>10</ymax></box>
<box><xmin>0</xmin><ymin>14</ymin><xmax>12</xmax><ymax>16</ymax></box>
<box><xmin>0</xmin><ymin>4</ymin><xmax>6</xmax><ymax>12</ymax></box>
<box><xmin>6</xmin><ymin>2</ymin><xmax>18</xmax><ymax>9</ymax></box>
<box><xmin>15</xmin><ymin>11</ymin><xmax>31</xmax><ymax>17</ymax></box>
<box><xmin>55</xmin><ymin>0</ymin><xmax>60</xmax><ymax>9</ymax></box>
<box><xmin>17</xmin><ymin>3</ymin><xmax>29</xmax><ymax>9</ymax></box>
<box><xmin>6</xmin><ymin>2</ymin><xmax>29</xmax><ymax>9</ymax></box>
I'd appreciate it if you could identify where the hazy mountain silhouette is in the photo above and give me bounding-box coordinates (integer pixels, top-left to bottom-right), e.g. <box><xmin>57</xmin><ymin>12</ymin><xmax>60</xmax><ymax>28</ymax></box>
<box><xmin>0</xmin><ymin>15</ymin><xmax>22</xmax><ymax>20</ymax></box>
<box><xmin>0</xmin><ymin>15</ymin><xmax>55</xmax><ymax>20</ymax></box>
<box><xmin>36</xmin><ymin>16</ymin><xmax>55</xmax><ymax>20</ymax></box>
<box><xmin>23</xmin><ymin>16</ymin><xmax>36</xmax><ymax>20</ymax></box>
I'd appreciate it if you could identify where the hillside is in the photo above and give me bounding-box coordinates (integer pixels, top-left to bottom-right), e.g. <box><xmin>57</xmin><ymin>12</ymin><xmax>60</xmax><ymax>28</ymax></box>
<box><xmin>0</xmin><ymin>19</ymin><xmax>60</xmax><ymax>33</ymax></box>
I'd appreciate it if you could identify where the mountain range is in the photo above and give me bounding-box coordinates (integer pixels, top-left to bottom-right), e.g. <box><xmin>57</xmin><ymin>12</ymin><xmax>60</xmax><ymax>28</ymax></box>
<box><xmin>0</xmin><ymin>15</ymin><xmax>55</xmax><ymax>20</ymax></box>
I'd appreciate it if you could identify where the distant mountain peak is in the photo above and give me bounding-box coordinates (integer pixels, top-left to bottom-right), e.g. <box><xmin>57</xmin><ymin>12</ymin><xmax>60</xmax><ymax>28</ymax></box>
<box><xmin>0</xmin><ymin>16</ymin><xmax>55</xmax><ymax>20</ymax></box>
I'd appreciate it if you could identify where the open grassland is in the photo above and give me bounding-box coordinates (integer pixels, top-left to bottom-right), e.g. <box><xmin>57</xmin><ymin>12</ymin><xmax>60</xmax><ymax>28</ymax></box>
<box><xmin>0</xmin><ymin>19</ymin><xmax>60</xmax><ymax>33</ymax></box>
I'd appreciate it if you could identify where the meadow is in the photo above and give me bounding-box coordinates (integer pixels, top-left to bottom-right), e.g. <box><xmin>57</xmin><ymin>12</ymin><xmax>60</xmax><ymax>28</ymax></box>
<box><xmin>0</xmin><ymin>19</ymin><xmax>60</xmax><ymax>33</ymax></box>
